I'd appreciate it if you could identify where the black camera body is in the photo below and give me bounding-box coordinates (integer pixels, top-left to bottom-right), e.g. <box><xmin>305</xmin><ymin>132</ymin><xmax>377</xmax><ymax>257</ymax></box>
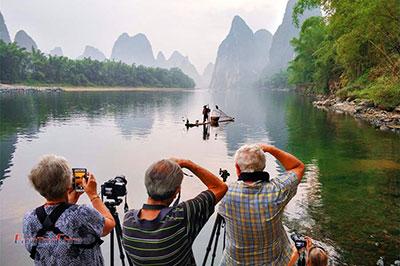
<box><xmin>291</xmin><ymin>233</ymin><xmax>307</xmax><ymax>250</ymax></box>
<box><xmin>219</xmin><ymin>168</ymin><xmax>230</xmax><ymax>182</ymax></box>
<box><xmin>101</xmin><ymin>175</ymin><xmax>127</xmax><ymax>201</ymax></box>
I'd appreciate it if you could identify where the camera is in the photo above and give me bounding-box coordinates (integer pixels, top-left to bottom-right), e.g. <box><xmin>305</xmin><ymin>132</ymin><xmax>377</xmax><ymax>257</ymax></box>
<box><xmin>101</xmin><ymin>175</ymin><xmax>127</xmax><ymax>201</ymax></box>
<box><xmin>291</xmin><ymin>233</ymin><xmax>307</xmax><ymax>250</ymax></box>
<box><xmin>219</xmin><ymin>168</ymin><xmax>230</xmax><ymax>182</ymax></box>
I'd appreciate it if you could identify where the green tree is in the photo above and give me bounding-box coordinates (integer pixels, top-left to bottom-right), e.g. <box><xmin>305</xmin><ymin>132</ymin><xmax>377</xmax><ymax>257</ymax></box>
<box><xmin>0</xmin><ymin>40</ymin><xmax>195</xmax><ymax>89</ymax></box>
<box><xmin>0</xmin><ymin>41</ymin><xmax>29</xmax><ymax>83</ymax></box>
<box><xmin>288</xmin><ymin>16</ymin><xmax>334</xmax><ymax>93</ymax></box>
<box><xmin>291</xmin><ymin>0</ymin><xmax>400</xmax><ymax>107</ymax></box>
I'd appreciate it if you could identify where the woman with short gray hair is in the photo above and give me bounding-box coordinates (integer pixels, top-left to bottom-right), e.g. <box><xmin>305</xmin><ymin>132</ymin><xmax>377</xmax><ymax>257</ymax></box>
<box><xmin>23</xmin><ymin>154</ymin><xmax>115</xmax><ymax>265</ymax></box>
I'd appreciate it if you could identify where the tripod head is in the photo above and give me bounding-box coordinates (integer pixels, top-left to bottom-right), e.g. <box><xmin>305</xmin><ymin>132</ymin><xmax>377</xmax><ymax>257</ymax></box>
<box><xmin>100</xmin><ymin>176</ymin><xmax>132</xmax><ymax>266</ymax></box>
<box><xmin>219</xmin><ymin>168</ymin><xmax>230</xmax><ymax>182</ymax></box>
<box><xmin>104</xmin><ymin>199</ymin><xmax>123</xmax><ymax>213</ymax></box>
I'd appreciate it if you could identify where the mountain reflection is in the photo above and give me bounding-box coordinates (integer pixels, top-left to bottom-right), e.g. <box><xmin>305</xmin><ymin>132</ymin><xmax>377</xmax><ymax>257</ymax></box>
<box><xmin>207</xmin><ymin>89</ymin><xmax>285</xmax><ymax>156</ymax></box>
<box><xmin>0</xmin><ymin>89</ymin><xmax>398</xmax><ymax>265</ymax></box>
<box><xmin>0</xmin><ymin>90</ymin><xmax>189</xmax><ymax>185</ymax></box>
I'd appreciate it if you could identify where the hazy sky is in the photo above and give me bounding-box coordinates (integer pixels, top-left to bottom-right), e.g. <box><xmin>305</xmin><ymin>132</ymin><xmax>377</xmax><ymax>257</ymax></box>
<box><xmin>1</xmin><ymin>0</ymin><xmax>288</xmax><ymax>73</ymax></box>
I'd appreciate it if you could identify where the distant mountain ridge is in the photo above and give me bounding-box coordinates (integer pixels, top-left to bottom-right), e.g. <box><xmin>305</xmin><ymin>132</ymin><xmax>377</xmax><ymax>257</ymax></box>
<box><xmin>210</xmin><ymin>15</ymin><xmax>272</xmax><ymax>89</ymax></box>
<box><xmin>111</xmin><ymin>33</ymin><xmax>155</xmax><ymax>67</ymax></box>
<box><xmin>14</xmin><ymin>30</ymin><xmax>38</xmax><ymax>52</ymax></box>
<box><xmin>156</xmin><ymin>52</ymin><xmax>167</xmax><ymax>68</ymax></box>
<box><xmin>262</xmin><ymin>0</ymin><xmax>321</xmax><ymax>77</ymax></box>
<box><xmin>77</xmin><ymin>45</ymin><xmax>106</xmax><ymax>61</ymax></box>
<box><xmin>254</xmin><ymin>29</ymin><xmax>273</xmax><ymax>69</ymax></box>
<box><xmin>49</xmin><ymin>47</ymin><xmax>63</xmax><ymax>57</ymax></box>
<box><xmin>200</xmin><ymin>63</ymin><xmax>214</xmax><ymax>88</ymax></box>
<box><xmin>161</xmin><ymin>51</ymin><xmax>202</xmax><ymax>86</ymax></box>
<box><xmin>0</xmin><ymin>12</ymin><xmax>11</xmax><ymax>43</ymax></box>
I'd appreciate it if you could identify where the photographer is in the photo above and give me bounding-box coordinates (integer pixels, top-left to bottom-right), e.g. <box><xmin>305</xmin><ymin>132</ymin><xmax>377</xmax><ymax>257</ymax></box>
<box><xmin>23</xmin><ymin>155</ymin><xmax>115</xmax><ymax>265</ymax></box>
<box><xmin>288</xmin><ymin>236</ymin><xmax>328</xmax><ymax>266</ymax></box>
<box><xmin>217</xmin><ymin>143</ymin><xmax>305</xmax><ymax>265</ymax></box>
<box><xmin>122</xmin><ymin>158</ymin><xmax>228</xmax><ymax>265</ymax></box>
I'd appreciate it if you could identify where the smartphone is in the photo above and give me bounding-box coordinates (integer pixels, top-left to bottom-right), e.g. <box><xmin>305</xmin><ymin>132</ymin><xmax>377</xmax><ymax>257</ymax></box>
<box><xmin>72</xmin><ymin>168</ymin><xmax>87</xmax><ymax>192</ymax></box>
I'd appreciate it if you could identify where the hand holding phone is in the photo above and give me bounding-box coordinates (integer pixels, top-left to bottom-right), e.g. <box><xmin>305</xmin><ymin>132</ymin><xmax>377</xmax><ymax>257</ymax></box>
<box><xmin>82</xmin><ymin>172</ymin><xmax>98</xmax><ymax>198</ymax></box>
<box><xmin>72</xmin><ymin>168</ymin><xmax>87</xmax><ymax>192</ymax></box>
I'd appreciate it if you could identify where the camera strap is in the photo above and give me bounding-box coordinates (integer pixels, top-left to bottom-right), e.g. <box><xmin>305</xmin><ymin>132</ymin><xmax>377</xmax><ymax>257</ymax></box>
<box><xmin>142</xmin><ymin>204</ymin><xmax>167</xmax><ymax>210</ymax></box>
<box><xmin>238</xmin><ymin>171</ymin><xmax>270</xmax><ymax>182</ymax></box>
<box><xmin>172</xmin><ymin>191</ymin><xmax>181</xmax><ymax>207</ymax></box>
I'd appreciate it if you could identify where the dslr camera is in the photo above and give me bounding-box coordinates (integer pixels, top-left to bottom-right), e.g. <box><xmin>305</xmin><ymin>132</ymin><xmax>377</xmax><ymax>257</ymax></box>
<box><xmin>291</xmin><ymin>233</ymin><xmax>307</xmax><ymax>250</ymax></box>
<box><xmin>101</xmin><ymin>175</ymin><xmax>127</xmax><ymax>201</ymax></box>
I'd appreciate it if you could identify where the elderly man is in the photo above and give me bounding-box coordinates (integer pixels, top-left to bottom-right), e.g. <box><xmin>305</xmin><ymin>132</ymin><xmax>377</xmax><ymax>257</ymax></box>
<box><xmin>122</xmin><ymin>158</ymin><xmax>228</xmax><ymax>265</ymax></box>
<box><xmin>218</xmin><ymin>144</ymin><xmax>305</xmax><ymax>265</ymax></box>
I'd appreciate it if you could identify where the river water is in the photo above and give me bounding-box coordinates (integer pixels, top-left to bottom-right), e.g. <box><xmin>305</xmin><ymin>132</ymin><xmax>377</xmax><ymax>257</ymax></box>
<box><xmin>0</xmin><ymin>88</ymin><xmax>399</xmax><ymax>265</ymax></box>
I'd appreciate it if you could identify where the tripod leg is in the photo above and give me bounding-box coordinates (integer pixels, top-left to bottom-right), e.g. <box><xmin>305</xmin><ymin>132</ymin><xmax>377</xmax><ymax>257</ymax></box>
<box><xmin>202</xmin><ymin>214</ymin><xmax>222</xmax><ymax>266</ymax></box>
<box><xmin>113</xmin><ymin>212</ymin><xmax>134</xmax><ymax>266</ymax></box>
<box><xmin>211</xmin><ymin>215</ymin><xmax>223</xmax><ymax>266</ymax></box>
<box><xmin>223</xmin><ymin>219</ymin><xmax>226</xmax><ymax>250</ymax></box>
<box><xmin>110</xmin><ymin>229</ymin><xmax>114</xmax><ymax>266</ymax></box>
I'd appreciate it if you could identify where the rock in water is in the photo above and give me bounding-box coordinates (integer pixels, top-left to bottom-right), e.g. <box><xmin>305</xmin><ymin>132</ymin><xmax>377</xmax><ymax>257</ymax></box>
<box><xmin>0</xmin><ymin>12</ymin><xmax>11</xmax><ymax>43</ymax></box>
<box><xmin>210</xmin><ymin>15</ymin><xmax>271</xmax><ymax>89</ymax></box>
<box><xmin>77</xmin><ymin>45</ymin><xmax>106</xmax><ymax>61</ymax></box>
<box><xmin>14</xmin><ymin>30</ymin><xmax>38</xmax><ymax>52</ymax></box>
<box><xmin>49</xmin><ymin>47</ymin><xmax>63</xmax><ymax>57</ymax></box>
<box><xmin>262</xmin><ymin>0</ymin><xmax>321</xmax><ymax>78</ymax></box>
<box><xmin>111</xmin><ymin>33</ymin><xmax>155</xmax><ymax>67</ymax></box>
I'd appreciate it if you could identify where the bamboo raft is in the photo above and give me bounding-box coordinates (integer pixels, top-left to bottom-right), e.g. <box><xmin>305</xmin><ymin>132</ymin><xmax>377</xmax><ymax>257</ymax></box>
<box><xmin>185</xmin><ymin>117</ymin><xmax>235</xmax><ymax>127</ymax></box>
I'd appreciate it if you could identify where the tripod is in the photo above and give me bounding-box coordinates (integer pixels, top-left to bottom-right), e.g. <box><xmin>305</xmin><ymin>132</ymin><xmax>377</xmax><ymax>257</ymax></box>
<box><xmin>202</xmin><ymin>213</ymin><xmax>225</xmax><ymax>266</ymax></box>
<box><xmin>202</xmin><ymin>169</ymin><xmax>229</xmax><ymax>266</ymax></box>
<box><xmin>105</xmin><ymin>200</ymin><xmax>133</xmax><ymax>266</ymax></box>
<box><xmin>296</xmin><ymin>250</ymin><xmax>306</xmax><ymax>266</ymax></box>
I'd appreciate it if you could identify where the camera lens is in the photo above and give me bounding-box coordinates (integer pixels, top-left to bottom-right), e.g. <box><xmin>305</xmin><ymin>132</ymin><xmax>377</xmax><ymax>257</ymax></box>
<box><xmin>290</xmin><ymin>233</ymin><xmax>299</xmax><ymax>242</ymax></box>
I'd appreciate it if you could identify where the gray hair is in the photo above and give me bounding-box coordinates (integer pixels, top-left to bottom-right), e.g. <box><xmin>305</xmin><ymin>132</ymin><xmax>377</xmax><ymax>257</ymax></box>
<box><xmin>234</xmin><ymin>144</ymin><xmax>266</xmax><ymax>172</ymax></box>
<box><xmin>145</xmin><ymin>159</ymin><xmax>183</xmax><ymax>201</ymax></box>
<box><xmin>28</xmin><ymin>155</ymin><xmax>72</xmax><ymax>201</ymax></box>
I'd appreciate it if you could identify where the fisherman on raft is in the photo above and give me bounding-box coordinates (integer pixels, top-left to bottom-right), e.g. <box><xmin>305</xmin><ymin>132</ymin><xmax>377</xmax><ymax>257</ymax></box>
<box><xmin>202</xmin><ymin>105</ymin><xmax>211</xmax><ymax>122</ymax></box>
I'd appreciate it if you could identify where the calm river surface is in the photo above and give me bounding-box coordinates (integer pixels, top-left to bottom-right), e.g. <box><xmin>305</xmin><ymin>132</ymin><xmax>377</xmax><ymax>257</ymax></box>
<box><xmin>0</xmin><ymin>88</ymin><xmax>399</xmax><ymax>265</ymax></box>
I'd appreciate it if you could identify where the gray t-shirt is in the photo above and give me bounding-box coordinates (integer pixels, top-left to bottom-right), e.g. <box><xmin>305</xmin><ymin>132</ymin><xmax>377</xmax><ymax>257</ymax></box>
<box><xmin>23</xmin><ymin>204</ymin><xmax>105</xmax><ymax>266</ymax></box>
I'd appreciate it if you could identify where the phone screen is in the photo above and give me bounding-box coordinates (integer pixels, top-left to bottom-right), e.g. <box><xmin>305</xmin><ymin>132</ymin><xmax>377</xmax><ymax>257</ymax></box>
<box><xmin>72</xmin><ymin>168</ymin><xmax>87</xmax><ymax>192</ymax></box>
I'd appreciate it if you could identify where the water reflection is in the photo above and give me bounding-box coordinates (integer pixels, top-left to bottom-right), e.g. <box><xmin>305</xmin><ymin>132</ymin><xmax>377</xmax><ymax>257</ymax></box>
<box><xmin>0</xmin><ymin>133</ymin><xmax>17</xmax><ymax>187</ymax></box>
<box><xmin>284</xmin><ymin>93</ymin><xmax>400</xmax><ymax>265</ymax></box>
<box><xmin>202</xmin><ymin>125</ymin><xmax>210</xmax><ymax>140</ymax></box>
<box><xmin>0</xmin><ymin>89</ymin><xmax>399</xmax><ymax>265</ymax></box>
<box><xmin>206</xmin><ymin>89</ymin><xmax>285</xmax><ymax>156</ymax></box>
<box><xmin>285</xmin><ymin>161</ymin><xmax>341</xmax><ymax>263</ymax></box>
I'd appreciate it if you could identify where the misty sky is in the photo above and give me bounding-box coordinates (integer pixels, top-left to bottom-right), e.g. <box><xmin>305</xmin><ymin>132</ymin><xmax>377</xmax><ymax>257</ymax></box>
<box><xmin>1</xmin><ymin>0</ymin><xmax>289</xmax><ymax>73</ymax></box>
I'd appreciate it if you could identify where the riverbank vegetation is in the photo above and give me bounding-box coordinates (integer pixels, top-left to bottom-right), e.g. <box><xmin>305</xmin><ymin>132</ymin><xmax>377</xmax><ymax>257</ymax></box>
<box><xmin>258</xmin><ymin>70</ymin><xmax>292</xmax><ymax>89</ymax></box>
<box><xmin>0</xmin><ymin>41</ymin><xmax>195</xmax><ymax>88</ymax></box>
<box><xmin>289</xmin><ymin>0</ymin><xmax>400</xmax><ymax>109</ymax></box>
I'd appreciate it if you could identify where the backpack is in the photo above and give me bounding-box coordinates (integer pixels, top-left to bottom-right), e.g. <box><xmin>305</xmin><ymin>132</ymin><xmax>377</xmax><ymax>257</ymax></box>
<box><xmin>29</xmin><ymin>202</ymin><xmax>103</xmax><ymax>259</ymax></box>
